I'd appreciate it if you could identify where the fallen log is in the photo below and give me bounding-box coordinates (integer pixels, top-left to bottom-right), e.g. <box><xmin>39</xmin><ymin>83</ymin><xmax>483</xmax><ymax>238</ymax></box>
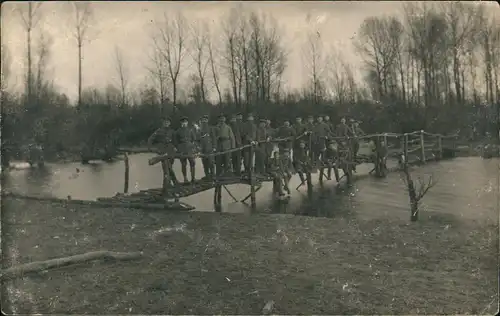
<box><xmin>1</xmin><ymin>251</ymin><xmax>143</xmax><ymax>280</ymax></box>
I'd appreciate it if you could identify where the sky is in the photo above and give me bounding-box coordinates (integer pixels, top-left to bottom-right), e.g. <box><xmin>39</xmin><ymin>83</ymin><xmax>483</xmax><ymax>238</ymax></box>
<box><xmin>1</xmin><ymin>1</ymin><xmax>498</xmax><ymax>103</ymax></box>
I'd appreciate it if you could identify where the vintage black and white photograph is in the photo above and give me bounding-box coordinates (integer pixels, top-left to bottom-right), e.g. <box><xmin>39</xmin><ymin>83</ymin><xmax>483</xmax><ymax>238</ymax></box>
<box><xmin>1</xmin><ymin>0</ymin><xmax>499</xmax><ymax>314</ymax></box>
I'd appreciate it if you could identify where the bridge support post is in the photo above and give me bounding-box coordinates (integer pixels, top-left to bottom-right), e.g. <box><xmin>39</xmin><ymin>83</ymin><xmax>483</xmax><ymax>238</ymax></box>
<box><xmin>437</xmin><ymin>135</ymin><xmax>443</xmax><ymax>160</ymax></box>
<box><xmin>403</xmin><ymin>133</ymin><xmax>409</xmax><ymax>163</ymax></box>
<box><xmin>123</xmin><ymin>152</ymin><xmax>129</xmax><ymax>194</ymax></box>
<box><xmin>419</xmin><ymin>130</ymin><xmax>426</xmax><ymax>163</ymax></box>
<box><xmin>213</xmin><ymin>184</ymin><xmax>222</xmax><ymax>212</ymax></box>
<box><xmin>249</xmin><ymin>145</ymin><xmax>257</xmax><ymax>212</ymax></box>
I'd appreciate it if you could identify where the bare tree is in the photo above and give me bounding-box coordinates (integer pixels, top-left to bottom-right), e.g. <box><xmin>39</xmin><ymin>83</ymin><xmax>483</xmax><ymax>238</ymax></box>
<box><xmin>400</xmin><ymin>155</ymin><xmax>436</xmax><ymax>221</ymax></box>
<box><xmin>34</xmin><ymin>31</ymin><xmax>53</xmax><ymax>100</ymax></box>
<box><xmin>16</xmin><ymin>2</ymin><xmax>43</xmax><ymax>108</ymax></box>
<box><xmin>190</xmin><ymin>21</ymin><xmax>210</xmax><ymax>104</ymax></box>
<box><xmin>0</xmin><ymin>44</ymin><xmax>10</xmax><ymax>95</ymax></box>
<box><xmin>113</xmin><ymin>46</ymin><xmax>129</xmax><ymax>107</ymax></box>
<box><xmin>69</xmin><ymin>2</ymin><xmax>95</xmax><ymax>108</ymax></box>
<box><xmin>146</xmin><ymin>48</ymin><xmax>169</xmax><ymax>111</ymax></box>
<box><xmin>302</xmin><ymin>29</ymin><xmax>328</xmax><ymax>104</ymax></box>
<box><xmin>207</xmin><ymin>34</ymin><xmax>223</xmax><ymax>105</ymax></box>
<box><xmin>154</xmin><ymin>12</ymin><xmax>188</xmax><ymax>108</ymax></box>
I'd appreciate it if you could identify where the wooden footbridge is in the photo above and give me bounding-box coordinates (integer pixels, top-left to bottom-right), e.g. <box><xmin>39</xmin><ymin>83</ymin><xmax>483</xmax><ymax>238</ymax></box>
<box><xmin>101</xmin><ymin>130</ymin><xmax>459</xmax><ymax>212</ymax></box>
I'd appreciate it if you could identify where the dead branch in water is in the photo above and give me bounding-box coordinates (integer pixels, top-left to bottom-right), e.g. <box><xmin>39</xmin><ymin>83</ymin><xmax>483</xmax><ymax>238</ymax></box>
<box><xmin>400</xmin><ymin>155</ymin><xmax>437</xmax><ymax>221</ymax></box>
<box><xmin>0</xmin><ymin>250</ymin><xmax>143</xmax><ymax>280</ymax></box>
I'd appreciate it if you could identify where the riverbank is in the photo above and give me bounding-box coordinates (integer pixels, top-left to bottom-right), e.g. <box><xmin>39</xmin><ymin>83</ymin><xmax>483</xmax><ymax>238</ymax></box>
<box><xmin>2</xmin><ymin>197</ymin><xmax>497</xmax><ymax>314</ymax></box>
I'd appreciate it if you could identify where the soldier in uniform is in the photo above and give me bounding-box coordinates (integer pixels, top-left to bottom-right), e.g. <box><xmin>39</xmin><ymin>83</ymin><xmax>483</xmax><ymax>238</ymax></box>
<box><xmin>175</xmin><ymin>117</ymin><xmax>198</xmax><ymax>183</ymax></box>
<box><xmin>255</xmin><ymin>118</ymin><xmax>271</xmax><ymax>174</ymax></box>
<box><xmin>324</xmin><ymin>115</ymin><xmax>334</xmax><ymax>132</ymax></box>
<box><xmin>268</xmin><ymin>150</ymin><xmax>292</xmax><ymax>196</ymax></box>
<box><xmin>321</xmin><ymin>140</ymin><xmax>340</xmax><ymax>182</ymax></box>
<box><xmin>265</xmin><ymin>119</ymin><xmax>276</xmax><ymax>171</ymax></box>
<box><xmin>276</xmin><ymin>119</ymin><xmax>296</xmax><ymax>154</ymax></box>
<box><xmin>214</xmin><ymin>114</ymin><xmax>236</xmax><ymax>175</ymax></box>
<box><xmin>293</xmin><ymin>139</ymin><xmax>311</xmax><ymax>185</ymax></box>
<box><xmin>198</xmin><ymin>115</ymin><xmax>216</xmax><ymax>179</ymax></box>
<box><xmin>313</xmin><ymin>115</ymin><xmax>331</xmax><ymax>164</ymax></box>
<box><xmin>147</xmin><ymin>118</ymin><xmax>179</xmax><ymax>186</ymax></box>
<box><xmin>229</xmin><ymin>114</ymin><xmax>243</xmax><ymax>174</ymax></box>
<box><xmin>241</xmin><ymin>113</ymin><xmax>257</xmax><ymax>173</ymax></box>
<box><xmin>304</xmin><ymin>115</ymin><xmax>316</xmax><ymax>160</ymax></box>
<box><xmin>293</xmin><ymin>117</ymin><xmax>307</xmax><ymax>155</ymax></box>
<box><xmin>350</xmin><ymin>120</ymin><xmax>365</xmax><ymax>161</ymax></box>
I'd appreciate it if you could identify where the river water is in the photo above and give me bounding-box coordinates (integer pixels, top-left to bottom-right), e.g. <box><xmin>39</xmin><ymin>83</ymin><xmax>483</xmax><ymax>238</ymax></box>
<box><xmin>2</xmin><ymin>155</ymin><xmax>498</xmax><ymax>222</ymax></box>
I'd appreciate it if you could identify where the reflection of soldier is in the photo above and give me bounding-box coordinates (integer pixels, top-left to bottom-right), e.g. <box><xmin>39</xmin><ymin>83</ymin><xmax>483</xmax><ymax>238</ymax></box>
<box><xmin>214</xmin><ymin>115</ymin><xmax>236</xmax><ymax>175</ymax></box>
<box><xmin>276</xmin><ymin>119</ymin><xmax>296</xmax><ymax>153</ymax></box>
<box><xmin>293</xmin><ymin>139</ymin><xmax>311</xmax><ymax>184</ymax></box>
<box><xmin>147</xmin><ymin>118</ymin><xmax>178</xmax><ymax>186</ymax></box>
<box><xmin>198</xmin><ymin>115</ymin><xmax>216</xmax><ymax>179</ymax></box>
<box><xmin>175</xmin><ymin>117</ymin><xmax>198</xmax><ymax>183</ymax></box>
<box><xmin>255</xmin><ymin>119</ymin><xmax>271</xmax><ymax>174</ymax></box>
<box><xmin>241</xmin><ymin>113</ymin><xmax>257</xmax><ymax>173</ymax></box>
<box><xmin>229</xmin><ymin>114</ymin><xmax>243</xmax><ymax>175</ymax></box>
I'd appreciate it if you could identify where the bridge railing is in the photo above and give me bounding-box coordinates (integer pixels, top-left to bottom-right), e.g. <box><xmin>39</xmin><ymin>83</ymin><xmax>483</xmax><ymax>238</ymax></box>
<box><xmin>117</xmin><ymin>129</ymin><xmax>459</xmax><ymax>204</ymax></box>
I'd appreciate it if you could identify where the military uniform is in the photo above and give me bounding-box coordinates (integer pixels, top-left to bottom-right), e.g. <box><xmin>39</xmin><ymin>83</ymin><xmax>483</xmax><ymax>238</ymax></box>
<box><xmin>214</xmin><ymin>115</ymin><xmax>236</xmax><ymax>175</ymax></box>
<box><xmin>276</xmin><ymin>120</ymin><xmax>296</xmax><ymax>153</ymax></box>
<box><xmin>265</xmin><ymin>119</ymin><xmax>276</xmax><ymax>170</ymax></box>
<box><xmin>198</xmin><ymin>115</ymin><xmax>216</xmax><ymax>178</ymax></box>
<box><xmin>350</xmin><ymin>121</ymin><xmax>365</xmax><ymax>160</ymax></box>
<box><xmin>148</xmin><ymin>119</ymin><xmax>178</xmax><ymax>186</ymax></box>
<box><xmin>175</xmin><ymin>117</ymin><xmax>198</xmax><ymax>183</ymax></box>
<box><xmin>312</xmin><ymin>116</ymin><xmax>331</xmax><ymax>163</ymax></box>
<box><xmin>321</xmin><ymin>141</ymin><xmax>340</xmax><ymax>182</ymax></box>
<box><xmin>293</xmin><ymin>117</ymin><xmax>307</xmax><ymax>154</ymax></box>
<box><xmin>229</xmin><ymin>114</ymin><xmax>243</xmax><ymax>174</ymax></box>
<box><xmin>255</xmin><ymin>119</ymin><xmax>270</xmax><ymax>174</ymax></box>
<box><xmin>304</xmin><ymin>115</ymin><xmax>316</xmax><ymax>160</ymax></box>
<box><xmin>241</xmin><ymin>114</ymin><xmax>257</xmax><ymax>172</ymax></box>
<box><xmin>293</xmin><ymin>139</ymin><xmax>311</xmax><ymax>184</ymax></box>
<box><xmin>269</xmin><ymin>150</ymin><xmax>292</xmax><ymax>196</ymax></box>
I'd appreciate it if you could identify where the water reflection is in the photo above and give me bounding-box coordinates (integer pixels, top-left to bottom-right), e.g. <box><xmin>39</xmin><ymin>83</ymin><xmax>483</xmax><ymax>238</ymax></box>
<box><xmin>2</xmin><ymin>155</ymin><xmax>497</xmax><ymax>223</ymax></box>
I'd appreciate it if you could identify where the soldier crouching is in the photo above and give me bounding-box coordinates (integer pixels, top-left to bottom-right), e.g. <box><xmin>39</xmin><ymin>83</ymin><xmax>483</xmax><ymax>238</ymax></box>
<box><xmin>293</xmin><ymin>139</ymin><xmax>311</xmax><ymax>184</ymax></box>
<box><xmin>269</xmin><ymin>150</ymin><xmax>292</xmax><ymax>197</ymax></box>
<box><xmin>321</xmin><ymin>140</ymin><xmax>340</xmax><ymax>182</ymax></box>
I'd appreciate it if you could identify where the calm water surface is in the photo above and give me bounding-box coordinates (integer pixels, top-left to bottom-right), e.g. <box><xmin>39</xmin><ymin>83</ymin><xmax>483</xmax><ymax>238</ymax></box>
<box><xmin>2</xmin><ymin>155</ymin><xmax>498</xmax><ymax>222</ymax></box>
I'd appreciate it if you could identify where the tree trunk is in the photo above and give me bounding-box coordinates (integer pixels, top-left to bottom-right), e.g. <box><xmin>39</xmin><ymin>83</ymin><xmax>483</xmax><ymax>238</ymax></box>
<box><xmin>78</xmin><ymin>42</ymin><xmax>82</xmax><ymax>109</ymax></box>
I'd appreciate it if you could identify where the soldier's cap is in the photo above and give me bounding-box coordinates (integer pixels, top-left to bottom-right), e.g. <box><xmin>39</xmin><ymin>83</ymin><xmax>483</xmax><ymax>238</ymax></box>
<box><xmin>308</xmin><ymin>115</ymin><xmax>314</xmax><ymax>118</ymax></box>
<box><xmin>236</xmin><ymin>112</ymin><xmax>243</xmax><ymax>116</ymax></box>
<box><xmin>295</xmin><ymin>116</ymin><xmax>302</xmax><ymax>120</ymax></box>
<box><xmin>283</xmin><ymin>118</ymin><xmax>290</xmax><ymax>122</ymax></box>
<box><xmin>180</xmin><ymin>116</ymin><xmax>188</xmax><ymax>122</ymax></box>
<box><xmin>218</xmin><ymin>114</ymin><xmax>226</xmax><ymax>119</ymax></box>
<box><xmin>247</xmin><ymin>113</ymin><xmax>254</xmax><ymax>118</ymax></box>
<box><xmin>230</xmin><ymin>114</ymin><xmax>238</xmax><ymax>119</ymax></box>
<box><xmin>162</xmin><ymin>117</ymin><xmax>171</xmax><ymax>122</ymax></box>
<box><xmin>260</xmin><ymin>118</ymin><xmax>267</xmax><ymax>123</ymax></box>
<box><xmin>201</xmin><ymin>115</ymin><xmax>209</xmax><ymax>120</ymax></box>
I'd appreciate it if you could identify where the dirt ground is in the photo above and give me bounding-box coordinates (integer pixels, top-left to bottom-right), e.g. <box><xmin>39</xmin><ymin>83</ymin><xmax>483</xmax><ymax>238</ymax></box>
<box><xmin>1</xmin><ymin>197</ymin><xmax>498</xmax><ymax>315</ymax></box>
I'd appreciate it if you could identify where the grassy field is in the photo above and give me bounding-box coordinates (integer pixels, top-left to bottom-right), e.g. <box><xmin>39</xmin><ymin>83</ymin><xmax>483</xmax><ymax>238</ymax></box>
<box><xmin>1</xmin><ymin>196</ymin><xmax>498</xmax><ymax>315</ymax></box>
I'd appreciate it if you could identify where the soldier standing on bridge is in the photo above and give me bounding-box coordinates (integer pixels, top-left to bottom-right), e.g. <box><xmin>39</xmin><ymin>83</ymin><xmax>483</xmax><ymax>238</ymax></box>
<box><xmin>255</xmin><ymin>118</ymin><xmax>271</xmax><ymax>174</ymax></box>
<box><xmin>214</xmin><ymin>114</ymin><xmax>236</xmax><ymax>176</ymax></box>
<box><xmin>242</xmin><ymin>113</ymin><xmax>257</xmax><ymax>174</ymax></box>
<box><xmin>265</xmin><ymin>119</ymin><xmax>276</xmax><ymax>171</ymax></box>
<box><xmin>199</xmin><ymin>115</ymin><xmax>216</xmax><ymax>179</ymax></box>
<box><xmin>350</xmin><ymin>120</ymin><xmax>365</xmax><ymax>162</ymax></box>
<box><xmin>175</xmin><ymin>117</ymin><xmax>198</xmax><ymax>183</ymax></box>
<box><xmin>269</xmin><ymin>150</ymin><xmax>292</xmax><ymax>196</ymax></box>
<box><xmin>304</xmin><ymin>115</ymin><xmax>316</xmax><ymax>160</ymax></box>
<box><xmin>324</xmin><ymin>115</ymin><xmax>334</xmax><ymax>132</ymax></box>
<box><xmin>313</xmin><ymin>115</ymin><xmax>331</xmax><ymax>164</ymax></box>
<box><xmin>276</xmin><ymin>119</ymin><xmax>296</xmax><ymax>154</ymax></box>
<box><xmin>147</xmin><ymin>118</ymin><xmax>179</xmax><ymax>186</ymax></box>
<box><xmin>229</xmin><ymin>114</ymin><xmax>243</xmax><ymax>175</ymax></box>
<box><xmin>293</xmin><ymin>116</ymin><xmax>307</xmax><ymax>155</ymax></box>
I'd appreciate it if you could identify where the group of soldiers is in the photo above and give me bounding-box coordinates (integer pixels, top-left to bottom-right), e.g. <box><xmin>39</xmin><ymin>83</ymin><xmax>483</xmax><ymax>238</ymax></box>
<box><xmin>147</xmin><ymin>113</ymin><xmax>365</xmax><ymax>192</ymax></box>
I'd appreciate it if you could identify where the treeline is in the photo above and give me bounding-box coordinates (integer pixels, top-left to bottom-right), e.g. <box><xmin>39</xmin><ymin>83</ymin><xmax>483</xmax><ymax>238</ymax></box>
<box><xmin>1</xmin><ymin>2</ymin><xmax>499</xmax><ymax>161</ymax></box>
